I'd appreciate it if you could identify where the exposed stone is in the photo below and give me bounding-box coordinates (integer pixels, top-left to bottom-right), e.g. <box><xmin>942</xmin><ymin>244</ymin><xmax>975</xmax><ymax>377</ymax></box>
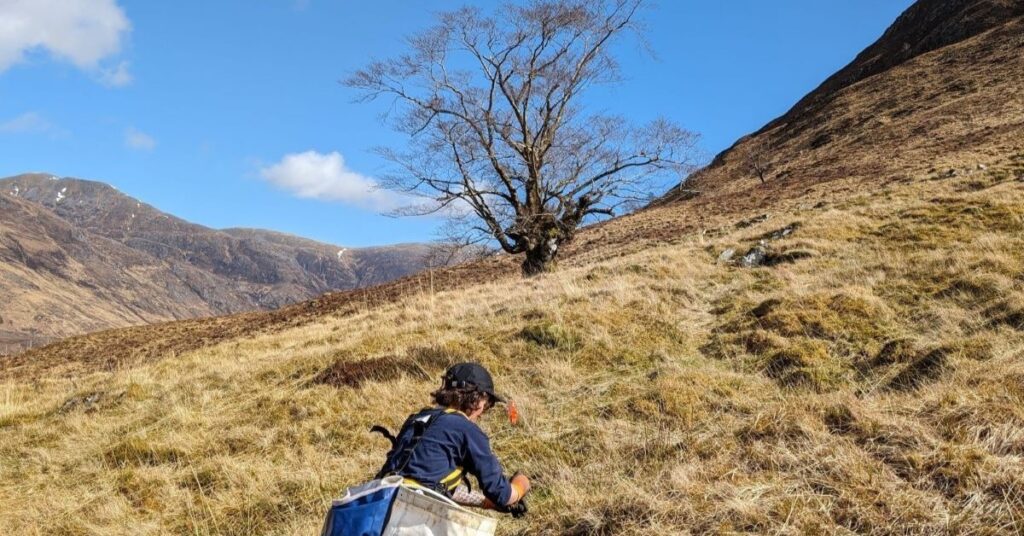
<box><xmin>717</xmin><ymin>248</ymin><xmax>736</xmax><ymax>263</ymax></box>
<box><xmin>59</xmin><ymin>392</ymin><xmax>104</xmax><ymax>414</ymax></box>
<box><xmin>739</xmin><ymin>242</ymin><xmax>770</xmax><ymax>267</ymax></box>
<box><xmin>736</xmin><ymin>214</ymin><xmax>769</xmax><ymax>229</ymax></box>
<box><xmin>762</xmin><ymin>222</ymin><xmax>802</xmax><ymax>241</ymax></box>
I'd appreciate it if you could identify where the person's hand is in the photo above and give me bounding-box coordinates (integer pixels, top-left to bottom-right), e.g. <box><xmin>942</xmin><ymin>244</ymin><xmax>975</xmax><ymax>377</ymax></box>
<box><xmin>507</xmin><ymin>498</ymin><xmax>528</xmax><ymax>518</ymax></box>
<box><xmin>495</xmin><ymin>499</ymin><xmax>528</xmax><ymax>518</ymax></box>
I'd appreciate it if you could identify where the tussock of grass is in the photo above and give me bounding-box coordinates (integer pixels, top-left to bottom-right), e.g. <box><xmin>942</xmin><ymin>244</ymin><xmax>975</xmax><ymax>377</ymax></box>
<box><xmin>984</xmin><ymin>297</ymin><xmax>1024</xmax><ymax>330</ymax></box>
<box><xmin>886</xmin><ymin>347</ymin><xmax>951</xmax><ymax>391</ymax></box>
<box><xmin>105</xmin><ymin>436</ymin><xmax>187</xmax><ymax>468</ymax></box>
<box><xmin>518</xmin><ymin>322</ymin><xmax>581</xmax><ymax>350</ymax></box>
<box><xmin>766</xmin><ymin>247</ymin><xmax>819</xmax><ymax>265</ymax></box>
<box><xmin>311</xmin><ymin>345</ymin><xmax>455</xmax><ymax>389</ymax></box>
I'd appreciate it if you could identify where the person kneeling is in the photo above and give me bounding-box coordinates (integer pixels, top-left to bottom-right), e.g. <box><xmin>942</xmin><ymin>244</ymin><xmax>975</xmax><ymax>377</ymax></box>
<box><xmin>376</xmin><ymin>363</ymin><xmax>530</xmax><ymax>517</ymax></box>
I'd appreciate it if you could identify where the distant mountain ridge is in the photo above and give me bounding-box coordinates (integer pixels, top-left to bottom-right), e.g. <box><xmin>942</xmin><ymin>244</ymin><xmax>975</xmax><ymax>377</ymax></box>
<box><xmin>0</xmin><ymin>173</ymin><xmax>439</xmax><ymax>353</ymax></box>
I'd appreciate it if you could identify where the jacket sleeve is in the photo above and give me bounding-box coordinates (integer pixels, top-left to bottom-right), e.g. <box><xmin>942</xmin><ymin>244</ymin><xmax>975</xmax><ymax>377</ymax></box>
<box><xmin>462</xmin><ymin>423</ymin><xmax>512</xmax><ymax>506</ymax></box>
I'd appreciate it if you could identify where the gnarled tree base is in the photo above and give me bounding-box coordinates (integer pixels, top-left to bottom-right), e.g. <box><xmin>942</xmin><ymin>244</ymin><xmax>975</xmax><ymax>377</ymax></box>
<box><xmin>522</xmin><ymin>240</ymin><xmax>559</xmax><ymax>276</ymax></box>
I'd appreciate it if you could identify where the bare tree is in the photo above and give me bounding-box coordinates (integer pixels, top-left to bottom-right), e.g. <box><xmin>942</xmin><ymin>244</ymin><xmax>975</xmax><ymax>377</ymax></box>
<box><xmin>741</xmin><ymin>136</ymin><xmax>773</xmax><ymax>185</ymax></box>
<box><xmin>347</xmin><ymin>0</ymin><xmax>700</xmax><ymax>275</ymax></box>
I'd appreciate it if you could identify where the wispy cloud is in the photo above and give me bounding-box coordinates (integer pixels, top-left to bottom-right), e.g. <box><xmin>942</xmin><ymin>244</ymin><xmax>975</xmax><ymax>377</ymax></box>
<box><xmin>0</xmin><ymin>0</ymin><xmax>132</xmax><ymax>85</ymax></box>
<box><xmin>259</xmin><ymin>150</ymin><xmax>400</xmax><ymax>211</ymax></box>
<box><xmin>0</xmin><ymin>112</ymin><xmax>69</xmax><ymax>138</ymax></box>
<box><xmin>99</xmin><ymin>61</ymin><xmax>133</xmax><ymax>87</ymax></box>
<box><xmin>124</xmin><ymin>127</ymin><xmax>156</xmax><ymax>151</ymax></box>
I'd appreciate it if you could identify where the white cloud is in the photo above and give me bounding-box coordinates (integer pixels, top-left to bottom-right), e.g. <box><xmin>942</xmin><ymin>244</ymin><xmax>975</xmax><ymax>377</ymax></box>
<box><xmin>0</xmin><ymin>0</ymin><xmax>131</xmax><ymax>83</ymax></box>
<box><xmin>99</xmin><ymin>60</ymin><xmax>133</xmax><ymax>87</ymax></box>
<box><xmin>0</xmin><ymin>111</ymin><xmax>68</xmax><ymax>138</ymax></box>
<box><xmin>124</xmin><ymin>126</ymin><xmax>155</xmax><ymax>151</ymax></box>
<box><xmin>260</xmin><ymin>151</ymin><xmax>399</xmax><ymax>211</ymax></box>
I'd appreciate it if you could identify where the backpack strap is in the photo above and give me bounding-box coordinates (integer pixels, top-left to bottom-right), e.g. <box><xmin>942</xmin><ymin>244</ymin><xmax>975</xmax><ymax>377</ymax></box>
<box><xmin>369</xmin><ymin>425</ymin><xmax>398</xmax><ymax>448</ymax></box>
<box><xmin>376</xmin><ymin>408</ymin><xmax>447</xmax><ymax>480</ymax></box>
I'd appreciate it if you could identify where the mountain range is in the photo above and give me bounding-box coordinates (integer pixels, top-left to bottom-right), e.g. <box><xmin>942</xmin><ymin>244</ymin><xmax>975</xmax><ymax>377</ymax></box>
<box><xmin>0</xmin><ymin>173</ymin><xmax>440</xmax><ymax>353</ymax></box>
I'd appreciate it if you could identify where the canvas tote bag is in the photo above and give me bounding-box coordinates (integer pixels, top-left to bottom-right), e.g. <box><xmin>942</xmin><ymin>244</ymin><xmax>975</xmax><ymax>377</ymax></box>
<box><xmin>382</xmin><ymin>485</ymin><xmax>497</xmax><ymax>536</ymax></box>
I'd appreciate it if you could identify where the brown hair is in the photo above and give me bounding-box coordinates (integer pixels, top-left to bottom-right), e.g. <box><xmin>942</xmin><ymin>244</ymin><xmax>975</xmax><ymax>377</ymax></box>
<box><xmin>432</xmin><ymin>385</ymin><xmax>493</xmax><ymax>415</ymax></box>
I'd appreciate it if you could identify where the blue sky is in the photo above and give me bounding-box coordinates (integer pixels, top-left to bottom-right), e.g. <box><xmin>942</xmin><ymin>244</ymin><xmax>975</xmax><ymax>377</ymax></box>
<box><xmin>0</xmin><ymin>0</ymin><xmax>914</xmax><ymax>247</ymax></box>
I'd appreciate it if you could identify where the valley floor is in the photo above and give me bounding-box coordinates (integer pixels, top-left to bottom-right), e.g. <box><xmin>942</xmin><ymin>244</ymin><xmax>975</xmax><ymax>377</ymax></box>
<box><xmin>2</xmin><ymin>158</ymin><xmax>1024</xmax><ymax>534</ymax></box>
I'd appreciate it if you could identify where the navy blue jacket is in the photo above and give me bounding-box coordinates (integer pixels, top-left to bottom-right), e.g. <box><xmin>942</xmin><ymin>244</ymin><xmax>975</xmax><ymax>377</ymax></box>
<box><xmin>379</xmin><ymin>407</ymin><xmax>513</xmax><ymax>506</ymax></box>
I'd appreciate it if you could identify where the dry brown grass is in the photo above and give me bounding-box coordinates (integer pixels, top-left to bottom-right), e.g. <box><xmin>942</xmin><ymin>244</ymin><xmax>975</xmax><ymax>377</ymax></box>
<box><xmin>2</xmin><ymin>169</ymin><xmax>1023</xmax><ymax>535</ymax></box>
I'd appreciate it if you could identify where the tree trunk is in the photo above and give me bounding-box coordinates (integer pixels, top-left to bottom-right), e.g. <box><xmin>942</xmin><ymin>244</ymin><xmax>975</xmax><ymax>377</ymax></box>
<box><xmin>521</xmin><ymin>238</ymin><xmax>560</xmax><ymax>276</ymax></box>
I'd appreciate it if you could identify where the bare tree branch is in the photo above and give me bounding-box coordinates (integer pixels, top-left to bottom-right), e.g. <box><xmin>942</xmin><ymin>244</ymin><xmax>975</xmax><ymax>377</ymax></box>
<box><xmin>345</xmin><ymin>0</ymin><xmax>700</xmax><ymax>275</ymax></box>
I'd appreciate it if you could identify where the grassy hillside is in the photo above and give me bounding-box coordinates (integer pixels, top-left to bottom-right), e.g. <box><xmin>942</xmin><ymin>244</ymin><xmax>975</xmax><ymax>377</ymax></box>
<box><xmin>2</xmin><ymin>154</ymin><xmax>1023</xmax><ymax>534</ymax></box>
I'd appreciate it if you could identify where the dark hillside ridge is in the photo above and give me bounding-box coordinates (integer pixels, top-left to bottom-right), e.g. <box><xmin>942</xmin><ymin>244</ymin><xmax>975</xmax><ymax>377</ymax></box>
<box><xmin>659</xmin><ymin>0</ymin><xmax>1024</xmax><ymax>202</ymax></box>
<box><xmin>761</xmin><ymin>0</ymin><xmax>1024</xmax><ymax>136</ymax></box>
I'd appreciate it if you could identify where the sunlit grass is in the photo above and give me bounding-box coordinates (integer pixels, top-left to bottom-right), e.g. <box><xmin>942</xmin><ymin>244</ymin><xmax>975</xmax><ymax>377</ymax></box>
<box><xmin>2</xmin><ymin>166</ymin><xmax>1024</xmax><ymax>534</ymax></box>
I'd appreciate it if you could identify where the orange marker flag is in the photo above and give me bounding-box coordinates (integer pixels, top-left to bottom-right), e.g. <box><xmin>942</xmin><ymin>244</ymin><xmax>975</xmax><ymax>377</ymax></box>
<box><xmin>507</xmin><ymin>399</ymin><xmax>520</xmax><ymax>426</ymax></box>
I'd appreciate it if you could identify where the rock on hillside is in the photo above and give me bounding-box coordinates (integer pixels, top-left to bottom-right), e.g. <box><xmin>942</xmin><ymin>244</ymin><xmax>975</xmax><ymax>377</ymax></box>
<box><xmin>0</xmin><ymin>174</ymin><xmax>439</xmax><ymax>353</ymax></box>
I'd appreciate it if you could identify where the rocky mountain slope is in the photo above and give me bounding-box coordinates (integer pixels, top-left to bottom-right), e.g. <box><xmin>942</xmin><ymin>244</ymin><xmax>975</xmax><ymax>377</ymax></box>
<box><xmin>1</xmin><ymin>1</ymin><xmax>1023</xmax><ymax>533</ymax></box>
<box><xmin>0</xmin><ymin>174</ymin><xmax>438</xmax><ymax>353</ymax></box>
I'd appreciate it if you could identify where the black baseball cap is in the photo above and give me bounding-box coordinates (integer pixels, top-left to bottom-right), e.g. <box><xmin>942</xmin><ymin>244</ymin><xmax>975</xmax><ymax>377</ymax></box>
<box><xmin>443</xmin><ymin>362</ymin><xmax>506</xmax><ymax>404</ymax></box>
